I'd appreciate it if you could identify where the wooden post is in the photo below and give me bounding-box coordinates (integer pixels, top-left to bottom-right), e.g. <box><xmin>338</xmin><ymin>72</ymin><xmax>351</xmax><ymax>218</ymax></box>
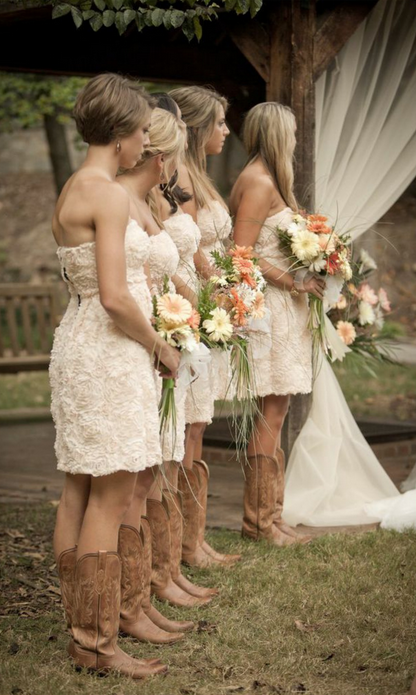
<box><xmin>266</xmin><ymin>0</ymin><xmax>316</xmax><ymax>455</ymax></box>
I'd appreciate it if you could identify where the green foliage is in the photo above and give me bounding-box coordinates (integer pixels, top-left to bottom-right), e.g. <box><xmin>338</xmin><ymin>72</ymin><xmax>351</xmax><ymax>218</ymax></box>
<box><xmin>0</xmin><ymin>73</ymin><xmax>87</xmax><ymax>132</ymax></box>
<box><xmin>45</xmin><ymin>0</ymin><xmax>264</xmax><ymax>41</ymax></box>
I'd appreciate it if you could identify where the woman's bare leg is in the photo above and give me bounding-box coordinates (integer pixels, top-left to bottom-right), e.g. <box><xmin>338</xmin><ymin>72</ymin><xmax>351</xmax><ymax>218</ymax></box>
<box><xmin>76</xmin><ymin>471</ymin><xmax>138</xmax><ymax>558</ymax></box>
<box><xmin>182</xmin><ymin>423</ymin><xmax>206</xmax><ymax>470</ymax></box>
<box><xmin>247</xmin><ymin>394</ymin><xmax>290</xmax><ymax>458</ymax></box>
<box><xmin>53</xmin><ymin>474</ymin><xmax>90</xmax><ymax>561</ymax></box>
<box><xmin>123</xmin><ymin>466</ymin><xmax>157</xmax><ymax>530</ymax></box>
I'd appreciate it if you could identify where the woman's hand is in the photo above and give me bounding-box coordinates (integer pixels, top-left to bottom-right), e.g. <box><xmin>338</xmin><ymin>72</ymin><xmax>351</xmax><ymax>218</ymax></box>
<box><xmin>299</xmin><ymin>275</ymin><xmax>326</xmax><ymax>300</ymax></box>
<box><xmin>157</xmin><ymin>343</ymin><xmax>180</xmax><ymax>380</ymax></box>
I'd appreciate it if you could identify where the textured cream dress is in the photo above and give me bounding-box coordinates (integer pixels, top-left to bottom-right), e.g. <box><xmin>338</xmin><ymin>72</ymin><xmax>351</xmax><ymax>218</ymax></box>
<box><xmin>162</xmin><ymin>212</ymin><xmax>213</xmax><ymax>426</ymax></box>
<box><xmin>252</xmin><ymin>208</ymin><xmax>312</xmax><ymax>396</ymax></box>
<box><xmin>197</xmin><ymin>201</ymin><xmax>234</xmax><ymax>404</ymax></box>
<box><xmin>147</xmin><ymin>230</ymin><xmax>186</xmax><ymax>463</ymax></box>
<box><xmin>50</xmin><ymin>219</ymin><xmax>162</xmax><ymax>476</ymax></box>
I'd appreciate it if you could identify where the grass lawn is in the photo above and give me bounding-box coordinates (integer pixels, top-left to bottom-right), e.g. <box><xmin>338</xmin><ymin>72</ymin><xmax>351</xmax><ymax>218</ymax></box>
<box><xmin>1</xmin><ymin>503</ymin><xmax>416</xmax><ymax>695</ymax></box>
<box><xmin>1</xmin><ymin>360</ymin><xmax>415</xmax><ymax>422</ymax></box>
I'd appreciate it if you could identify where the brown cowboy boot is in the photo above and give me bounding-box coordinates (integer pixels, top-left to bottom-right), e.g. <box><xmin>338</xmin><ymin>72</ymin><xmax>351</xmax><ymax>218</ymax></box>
<box><xmin>242</xmin><ymin>454</ymin><xmax>300</xmax><ymax>546</ymax></box>
<box><xmin>118</xmin><ymin>524</ymin><xmax>184</xmax><ymax>644</ymax></box>
<box><xmin>273</xmin><ymin>448</ymin><xmax>312</xmax><ymax>545</ymax></box>
<box><xmin>407</xmin><ymin>670</ymin><xmax>416</xmax><ymax>695</ymax></box>
<box><xmin>57</xmin><ymin>546</ymin><xmax>77</xmax><ymax>631</ymax></box>
<box><xmin>178</xmin><ymin>466</ymin><xmax>217</xmax><ymax>568</ymax></box>
<box><xmin>194</xmin><ymin>460</ymin><xmax>241</xmax><ymax>566</ymax></box>
<box><xmin>163</xmin><ymin>489</ymin><xmax>219</xmax><ymax>599</ymax></box>
<box><xmin>140</xmin><ymin>518</ymin><xmax>194</xmax><ymax>634</ymax></box>
<box><xmin>68</xmin><ymin>551</ymin><xmax>167</xmax><ymax>678</ymax></box>
<box><xmin>146</xmin><ymin>499</ymin><xmax>211</xmax><ymax>607</ymax></box>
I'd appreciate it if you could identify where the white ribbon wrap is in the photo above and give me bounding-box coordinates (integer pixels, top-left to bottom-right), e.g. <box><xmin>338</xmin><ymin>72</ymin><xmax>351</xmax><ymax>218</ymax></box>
<box><xmin>323</xmin><ymin>314</ymin><xmax>351</xmax><ymax>362</ymax></box>
<box><xmin>323</xmin><ymin>275</ymin><xmax>345</xmax><ymax>311</ymax></box>
<box><xmin>175</xmin><ymin>342</ymin><xmax>211</xmax><ymax>403</ymax></box>
<box><xmin>248</xmin><ymin>307</ymin><xmax>272</xmax><ymax>358</ymax></box>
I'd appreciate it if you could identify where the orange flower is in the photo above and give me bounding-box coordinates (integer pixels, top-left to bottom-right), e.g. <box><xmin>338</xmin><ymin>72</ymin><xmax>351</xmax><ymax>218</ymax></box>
<box><xmin>230</xmin><ymin>288</ymin><xmax>248</xmax><ymax>326</ymax></box>
<box><xmin>229</xmin><ymin>245</ymin><xmax>253</xmax><ymax>260</ymax></box>
<box><xmin>232</xmin><ymin>256</ymin><xmax>254</xmax><ymax>275</ymax></box>
<box><xmin>187</xmin><ymin>308</ymin><xmax>201</xmax><ymax>330</ymax></box>
<box><xmin>240</xmin><ymin>272</ymin><xmax>257</xmax><ymax>289</ymax></box>
<box><xmin>307</xmin><ymin>221</ymin><xmax>332</xmax><ymax>235</ymax></box>
<box><xmin>307</xmin><ymin>214</ymin><xmax>328</xmax><ymax>223</ymax></box>
<box><xmin>325</xmin><ymin>252</ymin><xmax>340</xmax><ymax>275</ymax></box>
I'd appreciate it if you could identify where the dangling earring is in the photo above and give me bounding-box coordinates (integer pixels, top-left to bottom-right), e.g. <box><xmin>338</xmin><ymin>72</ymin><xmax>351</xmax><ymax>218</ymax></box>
<box><xmin>160</xmin><ymin>168</ymin><xmax>165</xmax><ymax>182</ymax></box>
<box><xmin>116</xmin><ymin>141</ymin><xmax>121</xmax><ymax>154</ymax></box>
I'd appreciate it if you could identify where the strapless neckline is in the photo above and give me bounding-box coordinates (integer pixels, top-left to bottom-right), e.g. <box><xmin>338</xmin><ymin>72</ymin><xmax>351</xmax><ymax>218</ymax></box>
<box><xmin>264</xmin><ymin>207</ymin><xmax>292</xmax><ymax>224</ymax></box>
<box><xmin>57</xmin><ymin>217</ymin><xmax>143</xmax><ymax>252</ymax></box>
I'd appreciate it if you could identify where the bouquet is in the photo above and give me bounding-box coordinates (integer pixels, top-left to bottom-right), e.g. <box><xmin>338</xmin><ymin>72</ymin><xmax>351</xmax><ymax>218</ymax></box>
<box><xmin>198</xmin><ymin>245</ymin><xmax>270</xmax><ymax>452</ymax></box>
<box><xmin>277</xmin><ymin>212</ymin><xmax>352</xmax><ymax>360</ymax></box>
<box><xmin>152</xmin><ymin>285</ymin><xmax>209</xmax><ymax>436</ymax></box>
<box><xmin>328</xmin><ymin>247</ymin><xmax>394</xmax><ymax>365</ymax></box>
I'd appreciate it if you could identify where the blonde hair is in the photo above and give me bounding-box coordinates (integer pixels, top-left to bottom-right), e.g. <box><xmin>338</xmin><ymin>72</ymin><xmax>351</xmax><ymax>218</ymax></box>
<box><xmin>138</xmin><ymin>108</ymin><xmax>186</xmax><ymax>227</ymax></box>
<box><xmin>169</xmin><ymin>86</ymin><xmax>229</xmax><ymax>209</ymax></box>
<box><xmin>73</xmin><ymin>73</ymin><xmax>154</xmax><ymax>145</ymax></box>
<box><xmin>242</xmin><ymin>102</ymin><xmax>298</xmax><ymax>212</ymax></box>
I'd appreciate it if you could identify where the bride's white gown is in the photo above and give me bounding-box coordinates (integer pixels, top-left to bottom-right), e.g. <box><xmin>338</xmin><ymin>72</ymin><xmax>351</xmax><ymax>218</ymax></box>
<box><xmin>282</xmin><ymin>356</ymin><xmax>416</xmax><ymax>530</ymax></box>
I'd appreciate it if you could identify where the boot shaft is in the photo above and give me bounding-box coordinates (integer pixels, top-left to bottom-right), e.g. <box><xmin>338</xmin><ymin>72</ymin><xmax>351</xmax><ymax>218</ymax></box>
<box><xmin>118</xmin><ymin>525</ymin><xmax>144</xmax><ymax>624</ymax></box>
<box><xmin>242</xmin><ymin>455</ymin><xmax>280</xmax><ymax>540</ymax></box>
<box><xmin>57</xmin><ymin>546</ymin><xmax>77</xmax><ymax>630</ymax></box>
<box><xmin>146</xmin><ymin>499</ymin><xmax>171</xmax><ymax>589</ymax></box>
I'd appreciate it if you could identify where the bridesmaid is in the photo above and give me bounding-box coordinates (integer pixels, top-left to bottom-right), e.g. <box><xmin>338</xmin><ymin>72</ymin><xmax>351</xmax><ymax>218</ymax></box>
<box><xmin>118</xmin><ymin>107</ymin><xmax>216</xmax><ymax>614</ymax></box>
<box><xmin>230</xmin><ymin>102</ymin><xmax>325</xmax><ymax>546</ymax></box>
<box><xmin>51</xmin><ymin>74</ymin><xmax>178</xmax><ymax>677</ymax></box>
<box><xmin>170</xmin><ymin>86</ymin><xmax>241</xmax><ymax>568</ymax></box>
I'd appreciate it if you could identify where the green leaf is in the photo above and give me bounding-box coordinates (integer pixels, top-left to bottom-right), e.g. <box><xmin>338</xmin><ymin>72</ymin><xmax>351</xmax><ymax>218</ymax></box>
<box><xmin>151</xmin><ymin>8</ymin><xmax>164</xmax><ymax>26</ymax></box>
<box><xmin>249</xmin><ymin>0</ymin><xmax>263</xmax><ymax>17</ymax></box>
<box><xmin>225</xmin><ymin>0</ymin><xmax>237</xmax><ymax>10</ymax></box>
<box><xmin>143</xmin><ymin>9</ymin><xmax>154</xmax><ymax>26</ymax></box>
<box><xmin>181</xmin><ymin>16</ymin><xmax>194</xmax><ymax>41</ymax></box>
<box><xmin>102</xmin><ymin>9</ymin><xmax>115</xmax><ymax>25</ymax></box>
<box><xmin>115</xmin><ymin>10</ymin><xmax>126</xmax><ymax>33</ymax></box>
<box><xmin>82</xmin><ymin>9</ymin><xmax>96</xmax><ymax>19</ymax></box>
<box><xmin>162</xmin><ymin>9</ymin><xmax>172</xmax><ymax>29</ymax></box>
<box><xmin>112</xmin><ymin>0</ymin><xmax>123</xmax><ymax>9</ymax></box>
<box><xmin>70</xmin><ymin>6</ymin><xmax>83</xmax><ymax>27</ymax></box>
<box><xmin>52</xmin><ymin>4</ymin><xmax>71</xmax><ymax>19</ymax></box>
<box><xmin>93</xmin><ymin>0</ymin><xmax>106</xmax><ymax>9</ymax></box>
<box><xmin>90</xmin><ymin>13</ymin><xmax>103</xmax><ymax>29</ymax></box>
<box><xmin>193</xmin><ymin>15</ymin><xmax>202</xmax><ymax>40</ymax></box>
<box><xmin>79</xmin><ymin>1</ymin><xmax>92</xmax><ymax>10</ymax></box>
<box><xmin>135</xmin><ymin>12</ymin><xmax>145</xmax><ymax>30</ymax></box>
<box><xmin>123</xmin><ymin>8</ymin><xmax>136</xmax><ymax>25</ymax></box>
<box><xmin>170</xmin><ymin>8</ymin><xmax>184</xmax><ymax>28</ymax></box>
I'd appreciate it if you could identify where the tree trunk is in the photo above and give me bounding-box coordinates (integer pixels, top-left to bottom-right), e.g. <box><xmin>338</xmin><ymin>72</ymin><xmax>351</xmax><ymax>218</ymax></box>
<box><xmin>43</xmin><ymin>114</ymin><xmax>72</xmax><ymax>195</ymax></box>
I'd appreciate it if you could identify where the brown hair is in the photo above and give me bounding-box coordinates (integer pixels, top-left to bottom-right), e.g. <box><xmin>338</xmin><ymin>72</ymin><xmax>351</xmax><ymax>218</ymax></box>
<box><xmin>73</xmin><ymin>73</ymin><xmax>154</xmax><ymax>146</ymax></box>
<box><xmin>169</xmin><ymin>86</ymin><xmax>229</xmax><ymax>209</ymax></box>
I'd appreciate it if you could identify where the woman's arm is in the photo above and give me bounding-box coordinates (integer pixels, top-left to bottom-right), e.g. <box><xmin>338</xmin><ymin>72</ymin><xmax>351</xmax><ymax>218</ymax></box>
<box><xmin>171</xmin><ymin>274</ymin><xmax>198</xmax><ymax>307</ymax></box>
<box><xmin>233</xmin><ymin>179</ymin><xmax>296</xmax><ymax>292</ymax></box>
<box><xmin>94</xmin><ymin>183</ymin><xmax>180</xmax><ymax>376</ymax></box>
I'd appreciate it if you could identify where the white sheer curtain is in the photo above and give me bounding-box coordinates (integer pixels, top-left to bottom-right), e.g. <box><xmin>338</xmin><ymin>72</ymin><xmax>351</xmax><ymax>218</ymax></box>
<box><xmin>283</xmin><ymin>0</ymin><xmax>416</xmax><ymax>527</ymax></box>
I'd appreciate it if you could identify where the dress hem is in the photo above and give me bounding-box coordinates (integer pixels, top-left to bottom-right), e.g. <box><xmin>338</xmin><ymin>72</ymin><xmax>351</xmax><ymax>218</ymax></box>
<box><xmin>57</xmin><ymin>456</ymin><xmax>162</xmax><ymax>477</ymax></box>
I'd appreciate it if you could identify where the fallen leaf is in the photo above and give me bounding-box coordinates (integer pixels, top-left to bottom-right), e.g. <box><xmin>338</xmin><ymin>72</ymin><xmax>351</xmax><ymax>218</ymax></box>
<box><xmin>46</xmin><ymin>585</ymin><xmax>61</xmax><ymax>596</ymax></box>
<box><xmin>294</xmin><ymin>620</ymin><xmax>319</xmax><ymax>633</ymax></box>
<box><xmin>9</xmin><ymin>642</ymin><xmax>20</xmax><ymax>655</ymax></box>
<box><xmin>321</xmin><ymin>653</ymin><xmax>334</xmax><ymax>662</ymax></box>
<box><xmin>6</xmin><ymin>530</ymin><xmax>25</xmax><ymax>540</ymax></box>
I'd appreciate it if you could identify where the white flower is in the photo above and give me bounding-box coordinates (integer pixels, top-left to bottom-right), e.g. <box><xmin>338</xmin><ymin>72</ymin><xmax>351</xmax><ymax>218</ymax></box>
<box><xmin>203</xmin><ymin>307</ymin><xmax>233</xmax><ymax>343</ymax></box>
<box><xmin>287</xmin><ymin>222</ymin><xmax>302</xmax><ymax>237</ymax></box>
<box><xmin>292</xmin><ymin>214</ymin><xmax>308</xmax><ymax>229</ymax></box>
<box><xmin>340</xmin><ymin>261</ymin><xmax>352</xmax><ymax>281</ymax></box>
<box><xmin>358</xmin><ymin>301</ymin><xmax>376</xmax><ymax>326</ymax></box>
<box><xmin>308</xmin><ymin>254</ymin><xmax>327</xmax><ymax>273</ymax></box>
<box><xmin>234</xmin><ymin>283</ymin><xmax>256</xmax><ymax>307</ymax></box>
<box><xmin>359</xmin><ymin>248</ymin><xmax>377</xmax><ymax>274</ymax></box>
<box><xmin>374</xmin><ymin>305</ymin><xmax>385</xmax><ymax>331</ymax></box>
<box><xmin>291</xmin><ymin>230</ymin><xmax>321</xmax><ymax>262</ymax></box>
<box><xmin>210</xmin><ymin>275</ymin><xmax>228</xmax><ymax>287</ymax></box>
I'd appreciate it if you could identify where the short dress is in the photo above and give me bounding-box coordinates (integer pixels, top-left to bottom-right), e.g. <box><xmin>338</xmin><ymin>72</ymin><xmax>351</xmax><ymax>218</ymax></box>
<box><xmin>147</xmin><ymin>230</ymin><xmax>186</xmax><ymax>463</ymax></box>
<box><xmin>49</xmin><ymin>219</ymin><xmax>162</xmax><ymax>476</ymax></box>
<box><xmin>251</xmin><ymin>208</ymin><xmax>312</xmax><ymax>396</ymax></box>
<box><xmin>162</xmin><ymin>212</ymin><xmax>213</xmax><ymax>426</ymax></box>
<box><xmin>197</xmin><ymin>201</ymin><xmax>234</xmax><ymax>403</ymax></box>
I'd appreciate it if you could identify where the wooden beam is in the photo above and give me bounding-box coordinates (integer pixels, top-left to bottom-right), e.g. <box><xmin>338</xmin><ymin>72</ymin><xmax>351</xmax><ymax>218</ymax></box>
<box><xmin>225</xmin><ymin>16</ymin><xmax>270</xmax><ymax>82</ymax></box>
<box><xmin>313</xmin><ymin>2</ymin><xmax>377</xmax><ymax>80</ymax></box>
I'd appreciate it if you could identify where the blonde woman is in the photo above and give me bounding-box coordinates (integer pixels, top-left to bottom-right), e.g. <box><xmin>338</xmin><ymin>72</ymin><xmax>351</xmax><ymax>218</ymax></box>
<box><xmin>170</xmin><ymin>86</ymin><xmax>241</xmax><ymax>568</ymax></box>
<box><xmin>118</xmin><ymin>107</ymin><xmax>216</xmax><ymax>618</ymax></box>
<box><xmin>50</xmin><ymin>74</ymin><xmax>177</xmax><ymax>677</ymax></box>
<box><xmin>230</xmin><ymin>102</ymin><xmax>325</xmax><ymax>546</ymax></box>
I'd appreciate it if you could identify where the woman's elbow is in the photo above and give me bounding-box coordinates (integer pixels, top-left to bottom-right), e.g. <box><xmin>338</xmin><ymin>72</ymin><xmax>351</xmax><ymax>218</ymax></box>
<box><xmin>100</xmin><ymin>290</ymin><xmax>127</xmax><ymax>315</ymax></box>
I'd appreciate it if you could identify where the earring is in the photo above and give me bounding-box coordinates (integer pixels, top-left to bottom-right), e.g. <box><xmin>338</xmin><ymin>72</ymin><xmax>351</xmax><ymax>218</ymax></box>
<box><xmin>116</xmin><ymin>141</ymin><xmax>121</xmax><ymax>154</ymax></box>
<box><xmin>160</xmin><ymin>168</ymin><xmax>165</xmax><ymax>182</ymax></box>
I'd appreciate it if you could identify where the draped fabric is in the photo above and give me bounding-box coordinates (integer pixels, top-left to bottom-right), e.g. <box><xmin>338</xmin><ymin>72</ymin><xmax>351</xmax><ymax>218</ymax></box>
<box><xmin>284</xmin><ymin>0</ymin><xmax>416</xmax><ymax>527</ymax></box>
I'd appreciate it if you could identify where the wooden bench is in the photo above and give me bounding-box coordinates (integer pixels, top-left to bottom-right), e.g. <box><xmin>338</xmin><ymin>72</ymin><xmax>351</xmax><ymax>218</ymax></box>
<box><xmin>0</xmin><ymin>283</ymin><xmax>61</xmax><ymax>374</ymax></box>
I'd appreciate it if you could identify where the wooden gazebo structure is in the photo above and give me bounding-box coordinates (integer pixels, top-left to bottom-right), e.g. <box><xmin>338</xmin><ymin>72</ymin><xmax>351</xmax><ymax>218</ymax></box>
<box><xmin>0</xmin><ymin>0</ymin><xmax>379</xmax><ymax>448</ymax></box>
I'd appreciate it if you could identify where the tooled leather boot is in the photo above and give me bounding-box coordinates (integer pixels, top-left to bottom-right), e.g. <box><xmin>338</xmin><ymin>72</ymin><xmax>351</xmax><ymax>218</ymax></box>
<box><xmin>118</xmin><ymin>524</ymin><xmax>184</xmax><ymax>644</ymax></box>
<box><xmin>242</xmin><ymin>454</ymin><xmax>301</xmax><ymax>546</ymax></box>
<box><xmin>273</xmin><ymin>448</ymin><xmax>312</xmax><ymax>545</ymax></box>
<box><xmin>68</xmin><ymin>551</ymin><xmax>167</xmax><ymax>678</ymax></box>
<box><xmin>146</xmin><ymin>499</ymin><xmax>211</xmax><ymax>607</ymax></box>
<box><xmin>140</xmin><ymin>518</ymin><xmax>194</xmax><ymax>634</ymax></box>
<box><xmin>57</xmin><ymin>546</ymin><xmax>77</xmax><ymax>631</ymax></box>
<box><xmin>163</xmin><ymin>489</ymin><xmax>219</xmax><ymax>599</ymax></box>
<box><xmin>407</xmin><ymin>670</ymin><xmax>416</xmax><ymax>695</ymax></box>
<box><xmin>194</xmin><ymin>460</ymin><xmax>241</xmax><ymax>566</ymax></box>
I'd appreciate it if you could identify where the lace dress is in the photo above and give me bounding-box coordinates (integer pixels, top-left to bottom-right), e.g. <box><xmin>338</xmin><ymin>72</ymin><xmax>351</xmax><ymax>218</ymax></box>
<box><xmin>252</xmin><ymin>208</ymin><xmax>312</xmax><ymax>396</ymax></box>
<box><xmin>49</xmin><ymin>219</ymin><xmax>162</xmax><ymax>476</ymax></box>
<box><xmin>147</xmin><ymin>231</ymin><xmax>186</xmax><ymax>463</ymax></box>
<box><xmin>197</xmin><ymin>201</ymin><xmax>234</xmax><ymax>404</ymax></box>
<box><xmin>162</xmin><ymin>212</ymin><xmax>212</xmax><ymax>426</ymax></box>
